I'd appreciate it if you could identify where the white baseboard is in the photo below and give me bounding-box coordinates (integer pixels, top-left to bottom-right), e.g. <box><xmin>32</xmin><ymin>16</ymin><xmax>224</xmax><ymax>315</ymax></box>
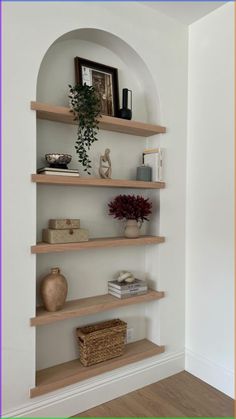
<box><xmin>3</xmin><ymin>351</ymin><xmax>184</xmax><ymax>418</ymax></box>
<box><xmin>185</xmin><ymin>348</ymin><xmax>234</xmax><ymax>398</ymax></box>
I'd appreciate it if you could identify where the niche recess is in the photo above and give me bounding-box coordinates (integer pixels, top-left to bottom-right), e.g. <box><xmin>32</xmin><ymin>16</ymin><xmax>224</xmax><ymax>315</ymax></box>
<box><xmin>33</xmin><ymin>28</ymin><xmax>165</xmax><ymax>395</ymax></box>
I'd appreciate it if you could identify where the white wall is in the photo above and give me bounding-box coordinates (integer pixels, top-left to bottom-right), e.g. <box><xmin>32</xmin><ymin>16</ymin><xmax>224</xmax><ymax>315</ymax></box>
<box><xmin>3</xmin><ymin>2</ymin><xmax>188</xmax><ymax>417</ymax></box>
<box><xmin>186</xmin><ymin>2</ymin><xmax>234</xmax><ymax>397</ymax></box>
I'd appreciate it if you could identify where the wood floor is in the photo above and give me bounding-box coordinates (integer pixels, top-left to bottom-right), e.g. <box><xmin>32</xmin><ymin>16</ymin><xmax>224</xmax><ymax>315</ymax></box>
<box><xmin>73</xmin><ymin>371</ymin><xmax>234</xmax><ymax>417</ymax></box>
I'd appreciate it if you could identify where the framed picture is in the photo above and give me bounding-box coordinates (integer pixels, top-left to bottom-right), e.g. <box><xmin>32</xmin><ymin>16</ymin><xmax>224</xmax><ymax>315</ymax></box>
<box><xmin>74</xmin><ymin>57</ymin><xmax>119</xmax><ymax>117</ymax></box>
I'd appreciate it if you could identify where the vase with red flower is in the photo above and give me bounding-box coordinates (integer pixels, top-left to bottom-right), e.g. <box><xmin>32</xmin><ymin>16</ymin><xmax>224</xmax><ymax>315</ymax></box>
<box><xmin>108</xmin><ymin>194</ymin><xmax>152</xmax><ymax>238</ymax></box>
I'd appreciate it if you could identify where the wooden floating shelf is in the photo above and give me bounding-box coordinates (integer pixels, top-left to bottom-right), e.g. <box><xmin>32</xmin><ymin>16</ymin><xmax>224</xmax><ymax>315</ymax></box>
<box><xmin>31</xmin><ymin>235</ymin><xmax>165</xmax><ymax>254</ymax></box>
<box><xmin>30</xmin><ymin>339</ymin><xmax>165</xmax><ymax>398</ymax></box>
<box><xmin>31</xmin><ymin>290</ymin><xmax>164</xmax><ymax>327</ymax></box>
<box><xmin>31</xmin><ymin>101</ymin><xmax>166</xmax><ymax>137</ymax></box>
<box><xmin>31</xmin><ymin>174</ymin><xmax>165</xmax><ymax>189</ymax></box>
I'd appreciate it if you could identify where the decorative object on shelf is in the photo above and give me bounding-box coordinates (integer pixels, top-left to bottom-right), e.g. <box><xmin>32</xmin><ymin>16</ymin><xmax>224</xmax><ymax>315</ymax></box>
<box><xmin>99</xmin><ymin>148</ymin><xmax>112</xmax><ymax>179</ymax></box>
<box><xmin>143</xmin><ymin>148</ymin><xmax>164</xmax><ymax>181</ymax></box>
<box><xmin>76</xmin><ymin>319</ymin><xmax>127</xmax><ymax>366</ymax></box>
<box><xmin>119</xmin><ymin>88</ymin><xmax>132</xmax><ymax>120</ymax></box>
<box><xmin>74</xmin><ymin>57</ymin><xmax>119</xmax><ymax>117</ymax></box>
<box><xmin>69</xmin><ymin>83</ymin><xmax>101</xmax><ymax>174</ymax></box>
<box><xmin>108</xmin><ymin>194</ymin><xmax>152</xmax><ymax>238</ymax></box>
<box><xmin>40</xmin><ymin>267</ymin><xmax>68</xmax><ymax>312</ymax></box>
<box><xmin>37</xmin><ymin>167</ymin><xmax>80</xmax><ymax>177</ymax></box>
<box><xmin>108</xmin><ymin>277</ymin><xmax>148</xmax><ymax>299</ymax></box>
<box><xmin>124</xmin><ymin>220</ymin><xmax>142</xmax><ymax>238</ymax></box>
<box><xmin>42</xmin><ymin>218</ymin><xmax>88</xmax><ymax>244</ymax></box>
<box><xmin>136</xmin><ymin>164</ymin><xmax>152</xmax><ymax>182</ymax></box>
<box><xmin>45</xmin><ymin>153</ymin><xmax>72</xmax><ymax>169</ymax></box>
<box><xmin>116</xmin><ymin>270</ymin><xmax>135</xmax><ymax>283</ymax></box>
<box><xmin>42</xmin><ymin>227</ymin><xmax>89</xmax><ymax>244</ymax></box>
<box><xmin>48</xmin><ymin>219</ymin><xmax>80</xmax><ymax>230</ymax></box>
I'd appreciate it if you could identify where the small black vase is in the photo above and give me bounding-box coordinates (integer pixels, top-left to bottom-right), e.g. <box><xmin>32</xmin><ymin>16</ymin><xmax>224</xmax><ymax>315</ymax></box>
<box><xmin>119</xmin><ymin>88</ymin><xmax>132</xmax><ymax>120</ymax></box>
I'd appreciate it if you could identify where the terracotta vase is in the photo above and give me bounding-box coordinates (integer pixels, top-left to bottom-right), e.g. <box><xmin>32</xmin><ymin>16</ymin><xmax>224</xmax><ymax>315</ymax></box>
<box><xmin>124</xmin><ymin>219</ymin><xmax>142</xmax><ymax>238</ymax></box>
<box><xmin>40</xmin><ymin>267</ymin><xmax>68</xmax><ymax>312</ymax></box>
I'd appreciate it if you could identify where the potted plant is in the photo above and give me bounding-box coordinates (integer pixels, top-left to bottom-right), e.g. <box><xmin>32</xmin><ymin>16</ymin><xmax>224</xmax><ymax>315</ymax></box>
<box><xmin>69</xmin><ymin>84</ymin><xmax>101</xmax><ymax>174</ymax></box>
<box><xmin>108</xmin><ymin>194</ymin><xmax>152</xmax><ymax>238</ymax></box>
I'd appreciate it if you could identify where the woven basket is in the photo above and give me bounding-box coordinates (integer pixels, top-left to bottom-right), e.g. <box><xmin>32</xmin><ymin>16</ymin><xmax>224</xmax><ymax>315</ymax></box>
<box><xmin>76</xmin><ymin>319</ymin><xmax>127</xmax><ymax>367</ymax></box>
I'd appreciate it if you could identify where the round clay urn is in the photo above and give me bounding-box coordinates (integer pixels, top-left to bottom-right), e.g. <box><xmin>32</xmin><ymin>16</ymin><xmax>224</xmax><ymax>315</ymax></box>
<box><xmin>40</xmin><ymin>267</ymin><xmax>68</xmax><ymax>312</ymax></box>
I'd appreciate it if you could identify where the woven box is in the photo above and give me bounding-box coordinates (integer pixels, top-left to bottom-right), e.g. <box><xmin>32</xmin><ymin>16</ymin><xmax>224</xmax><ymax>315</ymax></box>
<box><xmin>42</xmin><ymin>228</ymin><xmax>89</xmax><ymax>244</ymax></box>
<box><xmin>76</xmin><ymin>319</ymin><xmax>127</xmax><ymax>366</ymax></box>
<box><xmin>48</xmin><ymin>219</ymin><xmax>80</xmax><ymax>229</ymax></box>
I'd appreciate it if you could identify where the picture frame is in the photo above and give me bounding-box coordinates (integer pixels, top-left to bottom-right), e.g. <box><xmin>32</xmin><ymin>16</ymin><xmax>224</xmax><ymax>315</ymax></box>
<box><xmin>74</xmin><ymin>57</ymin><xmax>120</xmax><ymax>117</ymax></box>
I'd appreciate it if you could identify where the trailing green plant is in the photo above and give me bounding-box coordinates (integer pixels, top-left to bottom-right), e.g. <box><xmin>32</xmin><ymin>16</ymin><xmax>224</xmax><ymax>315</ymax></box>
<box><xmin>69</xmin><ymin>84</ymin><xmax>101</xmax><ymax>174</ymax></box>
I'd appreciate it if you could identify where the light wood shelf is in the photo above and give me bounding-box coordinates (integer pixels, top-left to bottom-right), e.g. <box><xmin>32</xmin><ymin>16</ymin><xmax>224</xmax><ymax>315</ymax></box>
<box><xmin>31</xmin><ymin>174</ymin><xmax>165</xmax><ymax>189</ymax></box>
<box><xmin>30</xmin><ymin>339</ymin><xmax>165</xmax><ymax>398</ymax></box>
<box><xmin>31</xmin><ymin>290</ymin><xmax>164</xmax><ymax>327</ymax></box>
<box><xmin>31</xmin><ymin>235</ymin><xmax>165</xmax><ymax>254</ymax></box>
<box><xmin>31</xmin><ymin>101</ymin><xmax>166</xmax><ymax>137</ymax></box>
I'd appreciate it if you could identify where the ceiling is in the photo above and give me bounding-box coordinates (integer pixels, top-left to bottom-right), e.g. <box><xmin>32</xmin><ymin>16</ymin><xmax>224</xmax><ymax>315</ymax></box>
<box><xmin>140</xmin><ymin>1</ymin><xmax>227</xmax><ymax>25</ymax></box>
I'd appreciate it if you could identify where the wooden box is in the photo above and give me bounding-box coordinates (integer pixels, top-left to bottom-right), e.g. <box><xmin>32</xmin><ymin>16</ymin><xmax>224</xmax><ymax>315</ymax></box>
<box><xmin>42</xmin><ymin>228</ymin><xmax>89</xmax><ymax>244</ymax></box>
<box><xmin>76</xmin><ymin>319</ymin><xmax>127</xmax><ymax>366</ymax></box>
<box><xmin>48</xmin><ymin>219</ymin><xmax>80</xmax><ymax>229</ymax></box>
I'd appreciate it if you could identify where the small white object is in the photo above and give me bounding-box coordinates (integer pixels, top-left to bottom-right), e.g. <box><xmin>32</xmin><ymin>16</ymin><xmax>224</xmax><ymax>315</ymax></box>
<box><xmin>119</xmin><ymin>272</ymin><xmax>132</xmax><ymax>281</ymax></box>
<box><xmin>124</xmin><ymin>275</ymin><xmax>135</xmax><ymax>283</ymax></box>
<box><xmin>116</xmin><ymin>271</ymin><xmax>135</xmax><ymax>283</ymax></box>
<box><xmin>126</xmin><ymin>328</ymin><xmax>134</xmax><ymax>343</ymax></box>
<box><xmin>116</xmin><ymin>271</ymin><xmax>127</xmax><ymax>282</ymax></box>
<box><xmin>143</xmin><ymin>148</ymin><xmax>164</xmax><ymax>181</ymax></box>
<box><xmin>99</xmin><ymin>148</ymin><xmax>112</xmax><ymax>179</ymax></box>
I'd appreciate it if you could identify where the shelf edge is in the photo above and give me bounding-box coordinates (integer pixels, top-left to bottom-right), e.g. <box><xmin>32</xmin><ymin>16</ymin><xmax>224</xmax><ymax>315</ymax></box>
<box><xmin>30</xmin><ymin>290</ymin><xmax>165</xmax><ymax>326</ymax></box>
<box><xmin>31</xmin><ymin>101</ymin><xmax>166</xmax><ymax>137</ymax></box>
<box><xmin>31</xmin><ymin>236</ymin><xmax>165</xmax><ymax>254</ymax></box>
<box><xmin>31</xmin><ymin>174</ymin><xmax>166</xmax><ymax>189</ymax></box>
<box><xmin>30</xmin><ymin>340</ymin><xmax>165</xmax><ymax>398</ymax></box>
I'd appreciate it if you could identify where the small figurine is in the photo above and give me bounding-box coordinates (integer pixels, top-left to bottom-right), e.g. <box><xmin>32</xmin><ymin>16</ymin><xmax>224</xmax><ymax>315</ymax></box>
<box><xmin>99</xmin><ymin>148</ymin><xmax>112</xmax><ymax>179</ymax></box>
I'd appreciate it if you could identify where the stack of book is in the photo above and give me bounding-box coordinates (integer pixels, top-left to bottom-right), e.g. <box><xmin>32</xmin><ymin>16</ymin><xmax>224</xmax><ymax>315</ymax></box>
<box><xmin>37</xmin><ymin>167</ymin><xmax>80</xmax><ymax>177</ymax></box>
<box><xmin>108</xmin><ymin>279</ymin><xmax>148</xmax><ymax>299</ymax></box>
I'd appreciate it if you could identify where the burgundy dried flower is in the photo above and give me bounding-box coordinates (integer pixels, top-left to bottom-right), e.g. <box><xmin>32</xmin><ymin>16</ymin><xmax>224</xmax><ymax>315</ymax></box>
<box><xmin>108</xmin><ymin>194</ymin><xmax>152</xmax><ymax>222</ymax></box>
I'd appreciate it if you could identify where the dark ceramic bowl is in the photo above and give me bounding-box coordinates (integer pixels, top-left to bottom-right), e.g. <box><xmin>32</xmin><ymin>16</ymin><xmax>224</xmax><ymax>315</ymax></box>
<box><xmin>45</xmin><ymin>153</ymin><xmax>72</xmax><ymax>168</ymax></box>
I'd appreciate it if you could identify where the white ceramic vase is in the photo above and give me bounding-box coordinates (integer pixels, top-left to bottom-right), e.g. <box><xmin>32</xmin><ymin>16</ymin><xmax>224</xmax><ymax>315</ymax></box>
<box><xmin>124</xmin><ymin>219</ymin><xmax>142</xmax><ymax>238</ymax></box>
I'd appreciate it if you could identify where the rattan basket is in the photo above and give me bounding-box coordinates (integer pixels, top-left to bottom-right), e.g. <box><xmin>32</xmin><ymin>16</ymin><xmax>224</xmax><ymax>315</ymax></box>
<box><xmin>76</xmin><ymin>319</ymin><xmax>127</xmax><ymax>366</ymax></box>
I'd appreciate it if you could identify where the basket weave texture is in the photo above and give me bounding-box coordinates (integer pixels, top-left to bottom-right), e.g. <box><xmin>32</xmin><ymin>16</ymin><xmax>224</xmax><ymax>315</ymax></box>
<box><xmin>76</xmin><ymin>319</ymin><xmax>127</xmax><ymax>366</ymax></box>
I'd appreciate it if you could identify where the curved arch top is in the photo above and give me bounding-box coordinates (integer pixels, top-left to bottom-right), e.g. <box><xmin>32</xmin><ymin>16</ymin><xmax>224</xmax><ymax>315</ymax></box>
<box><xmin>36</xmin><ymin>27</ymin><xmax>162</xmax><ymax>124</ymax></box>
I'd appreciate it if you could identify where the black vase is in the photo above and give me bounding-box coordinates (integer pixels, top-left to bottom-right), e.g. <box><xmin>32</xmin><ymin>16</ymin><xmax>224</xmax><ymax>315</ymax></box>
<box><xmin>119</xmin><ymin>88</ymin><xmax>132</xmax><ymax>120</ymax></box>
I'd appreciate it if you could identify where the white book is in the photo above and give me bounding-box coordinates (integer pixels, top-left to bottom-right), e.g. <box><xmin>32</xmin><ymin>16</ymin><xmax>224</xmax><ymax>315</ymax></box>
<box><xmin>37</xmin><ymin>167</ymin><xmax>80</xmax><ymax>177</ymax></box>
<box><xmin>38</xmin><ymin>171</ymin><xmax>80</xmax><ymax>177</ymax></box>
<box><xmin>108</xmin><ymin>285</ymin><xmax>148</xmax><ymax>295</ymax></box>
<box><xmin>108</xmin><ymin>290</ymin><xmax>147</xmax><ymax>299</ymax></box>
<box><xmin>143</xmin><ymin>148</ymin><xmax>164</xmax><ymax>181</ymax></box>
<box><xmin>108</xmin><ymin>278</ymin><xmax>147</xmax><ymax>290</ymax></box>
<box><xmin>37</xmin><ymin>167</ymin><xmax>79</xmax><ymax>174</ymax></box>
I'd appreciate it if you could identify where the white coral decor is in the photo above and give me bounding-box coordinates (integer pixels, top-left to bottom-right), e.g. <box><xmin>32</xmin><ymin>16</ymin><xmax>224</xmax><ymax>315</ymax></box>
<box><xmin>116</xmin><ymin>271</ymin><xmax>135</xmax><ymax>283</ymax></box>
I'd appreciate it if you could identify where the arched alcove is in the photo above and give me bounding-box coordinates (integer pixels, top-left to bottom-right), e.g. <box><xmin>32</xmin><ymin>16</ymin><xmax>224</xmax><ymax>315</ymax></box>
<box><xmin>4</xmin><ymin>3</ymin><xmax>189</xmax><ymax>413</ymax></box>
<box><xmin>35</xmin><ymin>27</ymin><xmax>161</xmax><ymax>371</ymax></box>
<box><xmin>37</xmin><ymin>28</ymin><xmax>161</xmax><ymax>124</ymax></box>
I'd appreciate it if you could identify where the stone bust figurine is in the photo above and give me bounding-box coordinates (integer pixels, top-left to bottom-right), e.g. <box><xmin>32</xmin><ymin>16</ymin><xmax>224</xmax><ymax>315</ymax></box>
<box><xmin>99</xmin><ymin>148</ymin><xmax>112</xmax><ymax>179</ymax></box>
